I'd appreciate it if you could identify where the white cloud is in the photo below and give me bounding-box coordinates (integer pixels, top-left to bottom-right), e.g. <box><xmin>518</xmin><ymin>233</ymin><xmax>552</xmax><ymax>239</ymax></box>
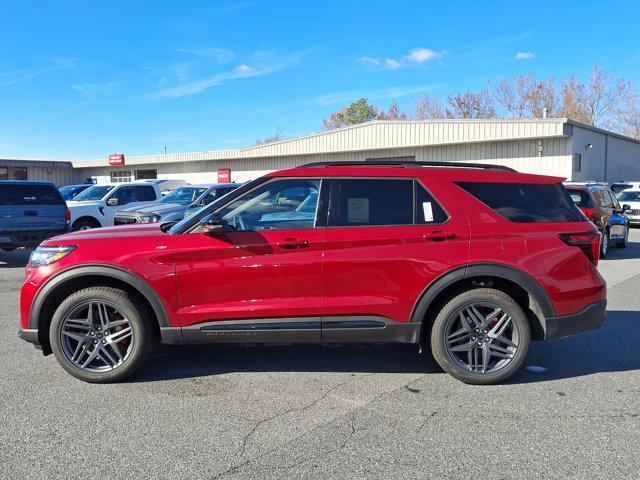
<box><xmin>358</xmin><ymin>48</ymin><xmax>440</xmax><ymax>70</ymax></box>
<box><xmin>235</xmin><ymin>64</ymin><xmax>253</xmax><ymax>73</ymax></box>
<box><xmin>0</xmin><ymin>56</ymin><xmax>77</xmax><ymax>86</ymax></box>
<box><xmin>149</xmin><ymin>52</ymin><xmax>304</xmax><ymax>99</ymax></box>
<box><xmin>358</xmin><ymin>56</ymin><xmax>381</xmax><ymax>66</ymax></box>
<box><xmin>385</xmin><ymin>58</ymin><xmax>401</xmax><ymax>70</ymax></box>
<box><xmin>405</xmin><ymin>48</ymin><xmax>439</xmax><ymax>63</ymax></box>
<box><xmin>515</xmin><ymin>51</ymin><xmax>535</xmax><ymax>60</ymax></box>
<box><xmin>175</xmin><ymin>47</ymin><xmax>236</xmax><ymax>63</ymax></box>
<box><xmin>315</xmin><ymin>84</ymin><xmax>438</xmax><ymax>106</ymax></box>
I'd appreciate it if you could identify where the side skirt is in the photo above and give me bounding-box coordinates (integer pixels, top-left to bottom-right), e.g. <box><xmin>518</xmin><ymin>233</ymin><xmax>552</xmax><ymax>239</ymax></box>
<box><xmin>160</xmin><ymin>316</ymin><xmax>420</xmax><ymax>345</ymax></box>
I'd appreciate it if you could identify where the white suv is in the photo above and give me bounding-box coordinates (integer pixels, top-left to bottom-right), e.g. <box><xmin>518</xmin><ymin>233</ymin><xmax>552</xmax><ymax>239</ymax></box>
<box><xmin>67</xmin><ymin>182</ymin><xmax>162</xmax><ymax>230</ymax></box>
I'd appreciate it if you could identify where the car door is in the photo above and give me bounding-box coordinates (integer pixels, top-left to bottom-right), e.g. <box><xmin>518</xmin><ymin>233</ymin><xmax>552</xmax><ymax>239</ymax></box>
<box><xmin>321</xmin><ymin>177</ymin><xmax>470</xmax><ymax>342</ymax></box>
<box><xmin>173</xmin><ymin>177</ymin><xmax>327</xmax><ymax>342</ymax></box>
<box><xmin>104</xmin><ymin>185</ymin><xmax>156</xmax><ymax>225</ymax></box>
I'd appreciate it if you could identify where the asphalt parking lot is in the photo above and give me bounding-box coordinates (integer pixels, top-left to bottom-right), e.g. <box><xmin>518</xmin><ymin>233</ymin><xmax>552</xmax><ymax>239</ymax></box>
<box><xmin>1</xmin><ymin>233</ymin><xmax>639</xmax><ymax>480</ymax></box>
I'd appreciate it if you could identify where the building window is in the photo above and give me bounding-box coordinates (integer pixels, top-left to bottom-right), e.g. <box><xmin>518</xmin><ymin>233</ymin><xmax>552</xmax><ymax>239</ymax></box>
<box><xmin>110</xmin><ymin>170</ymin><xmax>132</xmax><ymax>183</ymax></box>
<box><xmin>573</xmin><ymin>153</ymin><xmax>582</xmax><ymax>172</ymax></box>
<box><xmin>0</xmin><ymin>166</ymin><xmax>28</xmax><ymax>180</ymax></box>
<box><xmin>135</xmin><ymin>169</ymin><xmax>157</xmax><ymax>180</ymax></box>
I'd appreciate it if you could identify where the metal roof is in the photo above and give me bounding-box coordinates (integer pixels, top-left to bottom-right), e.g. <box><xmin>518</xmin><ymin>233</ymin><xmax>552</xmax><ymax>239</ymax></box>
<box><xmin>71</xmin><ymin>118</ymin><xmax>573</xmax><ymax>168</ymax></box>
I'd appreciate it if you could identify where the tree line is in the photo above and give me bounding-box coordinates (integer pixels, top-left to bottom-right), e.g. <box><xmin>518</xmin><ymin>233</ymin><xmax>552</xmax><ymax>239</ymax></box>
<box><xmin>320</xmin><ymin>65</ymin><xmax>640</xmax><ymax>140</ymax></box>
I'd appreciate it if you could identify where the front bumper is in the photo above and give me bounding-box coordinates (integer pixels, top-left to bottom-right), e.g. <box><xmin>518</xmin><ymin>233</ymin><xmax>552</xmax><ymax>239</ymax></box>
<box><xmin>542</xmin><ymin>300</ymin><xmax>607</xmax><ymax>340</ymax></box>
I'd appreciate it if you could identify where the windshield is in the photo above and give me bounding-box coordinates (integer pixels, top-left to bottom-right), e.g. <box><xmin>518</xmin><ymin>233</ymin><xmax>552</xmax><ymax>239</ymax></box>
<box><xmin>618</xmin><ymin>191</ymin><xmax>640</xmax><ymax>202</ymax></box>
<box><xmin>72</xmin><ymin>185</ymin><xmax>115</xmax><ymax>201</ymax></box>
<box><xmin>157</xmin><ymin>186</ymin><xmax>208</xmax><ymax>205</ymax></box>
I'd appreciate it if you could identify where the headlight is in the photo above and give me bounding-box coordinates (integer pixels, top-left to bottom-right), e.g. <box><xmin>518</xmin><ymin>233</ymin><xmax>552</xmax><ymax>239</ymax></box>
<box><xmin>28</xmin><ymin>246</ymin><xmax>76</xmax><ymax>268</ymax></box>
<box><xmin>138</xmin><ymin>213</ymin><xmax>161</xmax><ymax>223</ymax></box>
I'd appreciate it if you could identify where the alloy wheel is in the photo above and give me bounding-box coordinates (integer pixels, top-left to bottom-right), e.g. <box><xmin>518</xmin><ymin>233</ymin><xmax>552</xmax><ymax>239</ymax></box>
<box><xmin>59</xmin><ymin>301</ymin><xmax>134</xmax><ymax>372</ymax></box>
<box><xmin>444</xmin><ymin>302</ymin><xmax>520</xmax><ymax>374</ymax></box>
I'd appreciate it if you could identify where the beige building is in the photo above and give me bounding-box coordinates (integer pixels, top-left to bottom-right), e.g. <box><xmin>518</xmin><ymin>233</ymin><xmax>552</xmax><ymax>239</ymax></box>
<box><xmin>4</xmin><ymin>118</ymin><xmax>640</xmax><ymax>186</ymax></box>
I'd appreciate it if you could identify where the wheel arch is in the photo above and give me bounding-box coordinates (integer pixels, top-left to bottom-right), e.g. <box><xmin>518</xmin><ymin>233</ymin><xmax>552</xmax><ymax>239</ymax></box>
<box><xmin>411</xmin><ymin>263</ymin><xmax>555</xmax><ymax>342</ymax></box>
<box><xmin>30</xmin><ymin>265</ymin><xmax>170</xmax><ymax>353</ymax></box>
<box><xmin>72</xmin><ymin>215</ymin><xmax>102</xmax><ymax>229</ymax></box>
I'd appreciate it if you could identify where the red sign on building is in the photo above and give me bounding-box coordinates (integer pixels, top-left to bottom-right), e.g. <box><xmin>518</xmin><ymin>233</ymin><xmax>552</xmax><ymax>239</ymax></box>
<box><xmin>217</xmin><ymin>169</ymin><xmax>231</xmax><ymax>183</ymax></box>
<box><xmin>108</xmin><ymin>154</ymin><xmax>125</xmax><ymax>166</ymax></box>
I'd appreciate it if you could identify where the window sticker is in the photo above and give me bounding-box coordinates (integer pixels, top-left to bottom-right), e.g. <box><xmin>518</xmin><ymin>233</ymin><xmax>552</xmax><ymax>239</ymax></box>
<box><xmin>347</xmin><ymin>198</ymin><xmax>370</xmax><ymax>223</ymax></box>
<box><xmin>422</xmin><ymin>201</ymin><xmax>434</xmax><ymax>222</ymax></box>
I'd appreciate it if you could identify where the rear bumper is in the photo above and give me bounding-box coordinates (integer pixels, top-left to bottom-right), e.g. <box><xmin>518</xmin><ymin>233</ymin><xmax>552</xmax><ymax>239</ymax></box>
<box><xmin>0</xmin><ymin>229</ymin><xmax>68</xmax><ymax>248</ymax></box>
<box><xmin>542</xmin><ymin>300</ymin><xmax>607</xmax><ymax>340</ymax></box>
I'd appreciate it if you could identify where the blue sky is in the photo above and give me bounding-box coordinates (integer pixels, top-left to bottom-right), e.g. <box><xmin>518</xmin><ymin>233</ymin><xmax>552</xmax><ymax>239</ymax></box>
<box><xmin>1</xmin><ymin>0</ymin><xmax>639</xmax><ymax>159</ymax></box>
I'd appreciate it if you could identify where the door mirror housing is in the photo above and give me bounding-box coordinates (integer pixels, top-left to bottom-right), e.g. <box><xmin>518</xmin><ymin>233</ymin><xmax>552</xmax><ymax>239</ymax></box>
<box><xmin>199</xmin><ymin>214</ymin><xmax>225</xmax><ymax>235</ymax></box>
<box><xmin>622</xmin><ymin>204</ymin><xmax>631</xmax><ymax>212</ymax></box>
<box><xmin>106</xmin><ymin>197</ymin><xmax>119</xmax><ymax>206</ymax></box>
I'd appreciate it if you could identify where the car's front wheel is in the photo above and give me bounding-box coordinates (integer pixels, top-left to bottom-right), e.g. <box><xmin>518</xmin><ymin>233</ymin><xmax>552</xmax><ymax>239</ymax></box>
<box><xmin>430</xmin><ymin>288</ymin><xmax>531</xmax><ymax>385</ymax></box>
<box><xmin>49</xmin><ymin>287</ymin><xmax>157</xmax><ymax>383</ymax></box>
<box><xmin>617</xmin><ymin>225</ymin><xmax>629</xmax><ymax>248</ymax></box>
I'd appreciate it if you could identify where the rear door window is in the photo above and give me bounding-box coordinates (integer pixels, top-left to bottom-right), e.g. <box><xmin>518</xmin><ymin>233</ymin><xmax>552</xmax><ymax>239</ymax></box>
<box><xmin>329</xmin><ymin>179</ymin><xmax>413</xmax><ymax>226</ymax></box>
<box><xmin>457</xmin><ymin>182</ymin><xmax>583</xmax><ymax>223</ymax></box>
<box><xmin>567</xmin><ymin>189</ymin><xmax>592</xmax><ymax>208</ymax></box>
<box><xmin>328</xmin><ymin>179</ymin><xmax>448</xmax><ymax>227</ymax></box>
<box><xmin>0</xmin><ymin>184</ymin><xmax>64</xmax><ymax>205</ymax></box>
<box><xmin>134</xmin><ymin>185</ymin><xmax>157</xmax><ymax>201</ymax></box>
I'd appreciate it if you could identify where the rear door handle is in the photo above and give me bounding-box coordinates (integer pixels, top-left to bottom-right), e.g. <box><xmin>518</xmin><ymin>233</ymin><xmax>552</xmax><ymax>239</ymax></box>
<box><xmin>276</xmin><ymin>238</ymin><xmax>310</xmax><ymax>249</ymax></box>
<box><xmin>423</xmin><ymin>230</ymin><xmax>457</xmax><ymax>242</ymax></box>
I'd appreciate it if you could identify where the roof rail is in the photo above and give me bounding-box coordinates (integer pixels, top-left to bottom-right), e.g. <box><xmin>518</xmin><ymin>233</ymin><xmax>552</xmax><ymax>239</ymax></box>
<box><xmin>298</xmin><ymin>160</ymin><xmax>517</xmax><ymax>172</ymax></box>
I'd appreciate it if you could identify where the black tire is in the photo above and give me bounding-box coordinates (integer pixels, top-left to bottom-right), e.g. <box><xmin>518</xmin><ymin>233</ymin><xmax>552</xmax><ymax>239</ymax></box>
<box><xmin>49</xmin><ymin>287</ymin><xmax>157</xmax><ymax>383</ymax></box>
<box><xmin>617</xmin><ymin>226</ymin><xmax>628</xmax><ymax>248</ymax></box>
<box><xmin>430</xmin><ymin>288</ymin><xmax>531</xmax><ymax>385</ymax></box>
<box><xmin>72</xmin><ymin>217</ymin><xmax>100</xmax><ymax>231</ymax></box>
<box><xmin>599</xmin><ymin>229</ymin><xmax>609</xmax><ymax>258</ymax></box>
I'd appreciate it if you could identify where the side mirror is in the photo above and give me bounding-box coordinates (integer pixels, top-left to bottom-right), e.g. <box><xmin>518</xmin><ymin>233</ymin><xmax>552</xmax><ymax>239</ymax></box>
<box><xmin>199</xmin><ymin>214</ymin><xmax>224</xmax><ymax>235</ymax></box>
<box><xmin>106</xmin><ymin>197</ymin><xmax>119</xmax><ymax>206</ymax></box>
<box><xmin>622</xmin><ymin>204</ymin><xmax>631</xmax><ymax>212</ymax></box>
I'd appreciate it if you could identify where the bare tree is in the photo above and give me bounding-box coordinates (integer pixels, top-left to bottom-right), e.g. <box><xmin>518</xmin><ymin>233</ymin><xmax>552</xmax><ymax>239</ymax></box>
<box><xmin>492</xmin><ymin>73</ymin><xmax>557</xmax><ymax>118</ymax></box>
<box><xmin>255</xmin><ymin>126</ymin><xmax>285</xmax><ymax>145</ymax></box>
<box><xmin>376</xmin><ymin>99</ymin><xmax>409</xmax><ymax>120</ymax></box>
<box><xmin>414</xmin><ymin>94</ymin><xmax>447</xmax><ymax>119</ymax></box>
<box><xmin>616</xmin><ymin>91</ymin><xmax>640</xmax><ymax>139</ymax></box>
<box><xmin>446</xmin><ymin>90</ymin><xmax>496</xmax><ymax>119</ymax></box>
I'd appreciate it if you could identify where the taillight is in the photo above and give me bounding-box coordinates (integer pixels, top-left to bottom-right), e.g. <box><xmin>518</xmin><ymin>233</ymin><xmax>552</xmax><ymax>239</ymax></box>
<box><xmin>559</xmin><ymin>232</ymin><xmax>601</xmax><ymax>266</ymax></box>
<box><xmin>65</xmin><ymin>208</ymin><xmax>71</xmax><ymax>226</ymax></box>
<box><xmin>580</xmin><ymin>207</ymin><xmax>596</xmax><ymax>221</ymax></box>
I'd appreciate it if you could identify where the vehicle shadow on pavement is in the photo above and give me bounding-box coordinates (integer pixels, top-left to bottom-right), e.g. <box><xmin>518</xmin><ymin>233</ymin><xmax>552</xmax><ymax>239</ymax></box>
<box><xmin>602</xmin><ymin>233</ymin><xmax>640</xmax><ymax>260</ymax></box>
<box><xmin>508</xmin><ymin>309</ymin><xmax>640</xmax><ymax>384</ymax></box>
<box><xmin>0</xmin><ymin>249</ymin><xmax>31</xmax><ymax>268</ymax></box>
<box><xmin>131</xmin><ymin>309</ymin><xmax>639</xmax><ymax>384</ymax></box>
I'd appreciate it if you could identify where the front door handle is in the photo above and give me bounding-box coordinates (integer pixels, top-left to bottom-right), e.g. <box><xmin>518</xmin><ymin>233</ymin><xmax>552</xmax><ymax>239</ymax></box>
<box><xmin>423</xmin><ymin>230</ymin><xmax>457</xmax><ymax>242</ymax></box>
<box><xmin>276</xmin><ymin>238</ymin><xmax>310</xmax><ymax>249</ymax></box>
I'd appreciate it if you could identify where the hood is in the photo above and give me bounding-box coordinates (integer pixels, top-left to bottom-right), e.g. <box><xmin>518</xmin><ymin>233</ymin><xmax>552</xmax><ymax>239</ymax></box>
<box><xmin>67</xmin><ymin>200</ymin><xmax>102</xmax><ymax>208</ymax></box>
<box><xmin>622</xmin><ymin>201</ymin><xmax>640</xmax><ymax>208</ymax></box>
<box><xmin>45</xmin><ymin>223</ymin><xmax>165</xmax><ymax>243</ymax></box>
<box><xmin>119</xmin><ymin>202</ymin><xmax>184</xmax><ymax>215</ymax></box>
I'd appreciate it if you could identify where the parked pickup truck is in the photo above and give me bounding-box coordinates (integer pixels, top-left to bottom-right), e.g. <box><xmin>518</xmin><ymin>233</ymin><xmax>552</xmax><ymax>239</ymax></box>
<box><xmin>0</xmin><ymin>181</ymin><xmax>69</xmax><ymax>251</ymax></box>
<box><xmin>114</xmin><ymin>183</ymin><xmax>239</xmax><ymax>225</ymax></box>
<box><xmin>67</xmin><ymin>181</ymin><xmax>163</xmax><ymax>230</ymax></box>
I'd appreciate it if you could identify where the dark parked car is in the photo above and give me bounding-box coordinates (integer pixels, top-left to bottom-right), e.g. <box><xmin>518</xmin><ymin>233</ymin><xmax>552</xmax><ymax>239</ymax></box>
<box><xmin>0</xmin><ymin>181</ymin><xmax>69</xmax><ymax>251</ymax></box>
<box><xmin>565</xmin><ymin>182</ymin><xmax>629</xmax><ymax>257</ymax></box>
<box><xmin>59</xmin><ymin>184</ymin><xmax>92</xmax><ymax>201</ymax></box>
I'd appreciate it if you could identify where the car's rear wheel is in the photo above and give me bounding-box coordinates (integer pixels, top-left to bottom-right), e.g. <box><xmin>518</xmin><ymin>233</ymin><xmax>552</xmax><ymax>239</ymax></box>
<box><xmin>72</xmin><ymin>217</ymin><xmax>100</xmax><ymax>231</ymax></box>
<box><xmin>600</xmin><ymin>229</ymin><xmax>609</xmax><ymax>258</ymax></box>
<box><xmin>430</xmin><ymin>288</ymin><xmax>531</xmax><ymax>385</ymax></box>
<box><xmin>617</xmin><ymin>225</ymin><xmax>628</xmax><ymax>248</ymax></box>
<box><xmin>49</xmin><ymin>287</ymin><xmax>157</xmax><ymax>383</ymax></box>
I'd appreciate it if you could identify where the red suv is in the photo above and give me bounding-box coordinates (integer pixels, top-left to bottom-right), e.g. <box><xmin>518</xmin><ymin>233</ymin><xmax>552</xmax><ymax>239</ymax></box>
<box><xmin>19</xmin><ymin>161</ymin><xmax>607</xmax><ymax>384</ymax></box>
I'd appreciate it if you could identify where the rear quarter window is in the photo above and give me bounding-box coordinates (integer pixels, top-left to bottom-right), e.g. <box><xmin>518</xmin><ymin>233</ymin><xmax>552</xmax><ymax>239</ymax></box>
<box><xmin>567</xmin><ymin>189</ymin><xmax>592</xmax><ymax>208</ymax></box>
<box><xmin>457</xmin><ymin>182</ymin><xmax>583</xmax><ymax>223</ymax></box>
<box><xmin>0</xmin><ymin>184</ymin><xmax>64</xmax><ymax>205</ymax></box>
